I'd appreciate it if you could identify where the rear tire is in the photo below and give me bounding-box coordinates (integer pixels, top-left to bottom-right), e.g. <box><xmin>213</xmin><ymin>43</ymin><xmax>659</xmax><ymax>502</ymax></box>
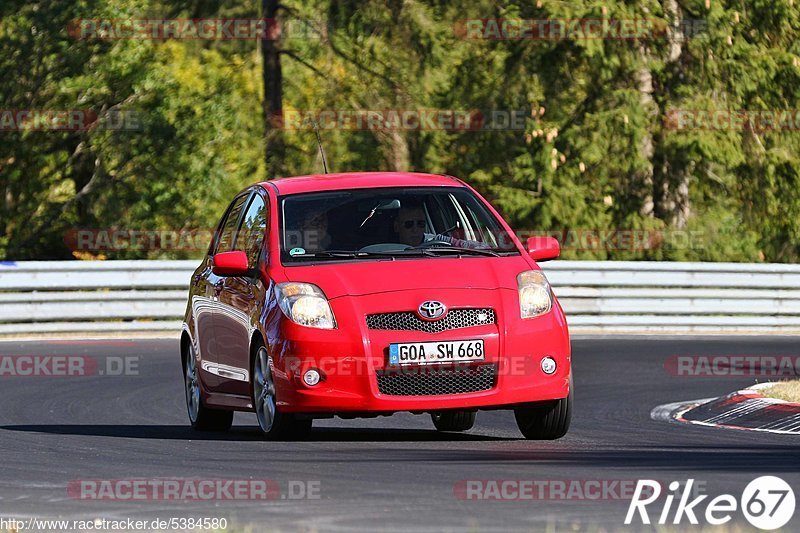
<box><xmin>514</xmin><ymin>387</ymin><xmax>572</xmax><ymax>440</ymax></box>
<box><xmin>431</xmin><ymin>411</ymin><xmax>476</xmax><ymax>432</ymax></box>
<box><xmin>184</xmin><ymin>343</ymin><xmax>234</xmax><ymax>432</ymax></box>
<box><xmin>252</xmin><ymin>341</ymin><xmax>313</xmax><ymax>440</ymax></box>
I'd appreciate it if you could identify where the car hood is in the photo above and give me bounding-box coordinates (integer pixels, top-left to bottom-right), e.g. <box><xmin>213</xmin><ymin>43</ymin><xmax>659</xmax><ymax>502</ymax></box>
<box><xmin>280</xmin><ymin>255</ymin><xmax>533</xmax><ymax>299</ymax></box>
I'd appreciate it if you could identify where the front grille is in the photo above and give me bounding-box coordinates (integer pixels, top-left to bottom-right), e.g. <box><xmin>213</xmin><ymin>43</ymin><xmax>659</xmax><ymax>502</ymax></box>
<box><xmin>376</xmin><ymin>364</ymin><xmax>497</xmax><ymax>396</ymax></box>
<box><xmin>366</xmin><ymin>308</ymin><xmax>495</xmax><ymax>334</ymax></box>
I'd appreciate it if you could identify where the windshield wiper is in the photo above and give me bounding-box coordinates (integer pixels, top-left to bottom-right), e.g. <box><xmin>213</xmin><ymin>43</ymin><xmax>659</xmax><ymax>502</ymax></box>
<box><xmin>288</xmin><ymin>248</ymin><xmax>509</xmax><ymax>260</ymax></box>
<box><xmin>290</xmin><ymin>250</ymin><xmax>364</xmax><ymax>258</ymax></box>
<box><xmin>416</xmin><ymin>247</ymin><xmax>503</xmax><ymax>257</ymax></box>
<box><xmin>288</xmin><ymin>250</ymin><xmax>405</xmax><ymax>259</ymax></box>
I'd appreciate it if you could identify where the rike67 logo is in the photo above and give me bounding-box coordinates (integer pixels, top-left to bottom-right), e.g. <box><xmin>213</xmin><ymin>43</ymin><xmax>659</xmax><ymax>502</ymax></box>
<box><xmin>625</xmin><ymin>476</ymin><xmax>795</xmax><ymax>530</ymax></box>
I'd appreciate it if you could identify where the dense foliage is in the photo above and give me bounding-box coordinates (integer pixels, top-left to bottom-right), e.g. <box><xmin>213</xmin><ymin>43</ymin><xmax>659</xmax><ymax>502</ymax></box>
<box><xmin>1</xmin><ymin>0</ymin><xmax>798</xmax><ymax>261</ymax></box>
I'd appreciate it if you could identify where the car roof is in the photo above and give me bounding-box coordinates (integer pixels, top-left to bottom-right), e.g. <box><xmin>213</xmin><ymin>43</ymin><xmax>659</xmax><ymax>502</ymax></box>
<box><xmin>259</xmin><ymin>171</ymin><xmax>464</xmax><ymax>195</ymax></box>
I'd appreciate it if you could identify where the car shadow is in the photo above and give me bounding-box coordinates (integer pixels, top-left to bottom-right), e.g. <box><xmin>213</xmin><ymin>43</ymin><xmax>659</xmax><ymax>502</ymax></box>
<box><xmin>1</xmin><ymin>425</ymin><xmax>798</xmax><ymax>472</ymax></box>
<box><xmin>343</xmin><ymin>444</ymin><xmax>800</xmax><ymax>472</ymax></box>
<box><xmin>0</xmin><ymin>424</ymin><xmax>513</xmax><ymax>442</ymax></box>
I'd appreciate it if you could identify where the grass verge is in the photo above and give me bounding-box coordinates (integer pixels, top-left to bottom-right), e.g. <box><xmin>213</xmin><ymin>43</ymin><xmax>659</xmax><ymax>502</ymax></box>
<box><xmin>761</xmin><ymin>380</ymin><xmax>800</xmax><ymax>402</ymax></box>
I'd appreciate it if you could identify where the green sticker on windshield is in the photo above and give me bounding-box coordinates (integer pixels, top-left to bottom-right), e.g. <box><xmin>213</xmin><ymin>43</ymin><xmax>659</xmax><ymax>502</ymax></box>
<box><xmin>289</xmin><ymin>247</ymin><xmax>306</xmax><ymax>256</ymax></box>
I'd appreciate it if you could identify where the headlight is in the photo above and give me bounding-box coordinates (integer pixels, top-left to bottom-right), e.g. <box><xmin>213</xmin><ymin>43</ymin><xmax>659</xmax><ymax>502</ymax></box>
<box><xmin>274</xmin><ymin>282</ymin><xmax>336</xmax><ymax>329</ymax></box>
<box><xmin>518</xmin><ymin>270</ymin><xmax>553</xmax><ymax>319</ymax></box>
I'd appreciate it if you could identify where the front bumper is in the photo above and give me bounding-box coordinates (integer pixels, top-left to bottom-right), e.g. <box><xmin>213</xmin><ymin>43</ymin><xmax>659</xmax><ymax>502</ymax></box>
<box><xmin>267</xmin><ymin>287</ymin><xmax>571</xmax><ymax>414</ymax></box>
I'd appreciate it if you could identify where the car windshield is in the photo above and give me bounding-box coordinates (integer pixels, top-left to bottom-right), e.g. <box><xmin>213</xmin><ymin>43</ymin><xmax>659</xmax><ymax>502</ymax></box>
<box><xmin>280</xmin><ymin>186</ymin><xmax>519</xmax><ymax>262</ymax></box>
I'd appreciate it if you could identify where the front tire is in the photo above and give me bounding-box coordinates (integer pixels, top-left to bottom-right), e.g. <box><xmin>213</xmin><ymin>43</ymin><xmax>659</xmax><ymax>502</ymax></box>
<box><xmin>184</xmin><ymin>344</ymin><xmax>233</xmax><ymax>432</ymax></box>
<box><xmin>514</xmin><ymin>386</ymin><xmax>572</xmax><ymax>440</ymax></box>
<box><xmin>431</xmin><ymin>410</ymin><xmax>476</xmax><ymax>432</ymax></box>
<box><xmin>252</xmin><ymin>342</ymin><xmax>312</xmax><ymax>440</ymax></box>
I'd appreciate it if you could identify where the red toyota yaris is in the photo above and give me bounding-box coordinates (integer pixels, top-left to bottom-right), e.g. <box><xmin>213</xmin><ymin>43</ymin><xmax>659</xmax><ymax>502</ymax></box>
<box><xmin>181</xmin><ymin>172</ymin><xmax>571</xmax><ymax>439</ymax></box>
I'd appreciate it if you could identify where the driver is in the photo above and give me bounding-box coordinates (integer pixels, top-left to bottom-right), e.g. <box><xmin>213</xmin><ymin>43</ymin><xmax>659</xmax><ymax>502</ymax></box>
<box><xmin>393</xmin><ymin>203</ymin><xmax>490</xmax><ymax>249</ymax></box>
<box><xmin>393</xmin><ymin>205</ymin><xmax>427</xmax><ymax>246</ymax></box>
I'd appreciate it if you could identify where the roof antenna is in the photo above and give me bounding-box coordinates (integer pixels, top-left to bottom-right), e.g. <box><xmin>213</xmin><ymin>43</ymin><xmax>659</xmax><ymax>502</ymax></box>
<box><xmin>312</xmin><ymin>119</ymin><xmax>329</xmax><ymax>174</ymax></box>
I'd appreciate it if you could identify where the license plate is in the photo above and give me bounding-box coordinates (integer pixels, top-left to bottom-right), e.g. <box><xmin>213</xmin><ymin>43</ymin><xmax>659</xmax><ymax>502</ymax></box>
<box><xmin>388</xmin><ymin>340</ymin><xmax>485</xmax><ymax>366</ymax></box>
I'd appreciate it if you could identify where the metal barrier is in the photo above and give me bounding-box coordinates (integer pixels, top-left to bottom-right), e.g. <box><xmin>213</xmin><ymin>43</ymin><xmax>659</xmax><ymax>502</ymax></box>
<box><xmin>1</xmin><ymin>260</ymin><xmax>799</xmax><ymax>335</ymax></box>
<box><xmin>0</xmin><ymin>261</ymin><xmax>189</xmax><ymax>334</ymax></box>
<box><xmin>544</xmin><ymin>261</ymin><xmax>800</xmax><ymax>333</ymax></box>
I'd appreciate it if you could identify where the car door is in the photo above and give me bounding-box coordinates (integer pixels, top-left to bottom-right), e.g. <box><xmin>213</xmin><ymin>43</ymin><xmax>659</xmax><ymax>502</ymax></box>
<box><xmin>200</xmin><ymin>191</ymin><xmax>250</xmax><ymax>391</ymax></box>
<box><xmin>214</xmin><ymin>189</ymin><xmax>269</xmax><ymax>396</ymax></box>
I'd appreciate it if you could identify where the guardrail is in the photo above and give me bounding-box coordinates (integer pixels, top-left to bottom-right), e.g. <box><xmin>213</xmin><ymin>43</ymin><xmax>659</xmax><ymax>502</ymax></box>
<box><xmin>1</xmin><ymin>260</ymin><xmax>799</xmax><ymax>335</ymax></box>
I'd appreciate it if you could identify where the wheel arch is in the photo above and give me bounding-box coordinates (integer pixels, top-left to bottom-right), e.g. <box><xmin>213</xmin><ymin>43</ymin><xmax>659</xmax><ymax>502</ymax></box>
<box><xmin>248</xmin><ymin>328</ymin><xmax>268</xmax><ymax>396</ymax></box>
<box><xmin>180</xmin><ymin>326</ymin><xmax>192</xmax><ymax>370</ymax></box>
<box><xmin>250</xmin><ymin>329</ymin><xmax>266</xmax><ymax>360</ymax></box>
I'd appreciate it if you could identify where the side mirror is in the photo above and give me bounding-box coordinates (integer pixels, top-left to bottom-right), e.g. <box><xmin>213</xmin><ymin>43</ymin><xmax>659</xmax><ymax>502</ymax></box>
<box><xmin>212</xmin><ymin>251</ymin><xmax>251</xmax><ymax>276</ymax></box>
<box><xmin>526</xmin><ymin>236</ymin><xmax>560</xmax><ymax>262</ymax></box>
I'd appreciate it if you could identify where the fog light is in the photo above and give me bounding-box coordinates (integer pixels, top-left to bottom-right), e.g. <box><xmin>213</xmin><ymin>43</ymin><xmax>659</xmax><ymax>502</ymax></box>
<box><xmin>303</xmin><ymin>369</ymin><xmax>321</xmax><ymax>386</ymax></box>
<box><xmin>540</xmin><ymin>357</ymin><xmax>557</xmax><ymax>375</ymax></box>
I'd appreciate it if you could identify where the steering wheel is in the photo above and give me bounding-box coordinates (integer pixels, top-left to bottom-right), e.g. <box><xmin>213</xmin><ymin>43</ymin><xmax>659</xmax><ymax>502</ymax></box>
<box><xmin>439</xmin><ymin>222</ymin><xmax>459</xmax><ymax>236</ymax></box>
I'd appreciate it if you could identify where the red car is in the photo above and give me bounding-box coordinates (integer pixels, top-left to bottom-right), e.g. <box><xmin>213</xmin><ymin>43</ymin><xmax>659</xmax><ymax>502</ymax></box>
<box><xmin>181</xmin><ymin>172</ymin><xmax>571</xmax><ymax>439</ymax></box>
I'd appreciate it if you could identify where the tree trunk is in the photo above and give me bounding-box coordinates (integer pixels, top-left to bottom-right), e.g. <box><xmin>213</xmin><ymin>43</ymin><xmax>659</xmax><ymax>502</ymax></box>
<box><xmin>386</xmin><ymin>130</ymin><xmax>410</xmax><ymax>171</ymax></box>
<box><xmin>262</xmin><ymin>0</ymin><xmax>285</xmax><ymax>178</ymax></box>
<box><xmin>654</xmin><ymin>0</ymin><xmax>690</xmax><ymax>228</ymax></box>
<box><xmin>636</xmin><ymin>44</ymin><xmax>656</xmax><ymax>218</ymax></box>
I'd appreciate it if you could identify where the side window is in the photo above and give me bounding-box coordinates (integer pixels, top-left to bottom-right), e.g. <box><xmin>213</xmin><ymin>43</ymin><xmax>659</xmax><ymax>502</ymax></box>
<box><xmin>213</xmin><ymin>193</ymin><xmax>249</xmax><ymax>254</ymax></box>
<box><xmin>234</xmin><ymin>193</ymin><xmax>268</xmax><ymax>266</ymax></box>
<box><xmin>449</xmin><ymin>193</ymin><xmax>499</xmax><ymax>247</ymax></box>
<box><xmin>429</xmin><ymin>195</ymin><xmax>459</xmax><ymax>234</ymax></box>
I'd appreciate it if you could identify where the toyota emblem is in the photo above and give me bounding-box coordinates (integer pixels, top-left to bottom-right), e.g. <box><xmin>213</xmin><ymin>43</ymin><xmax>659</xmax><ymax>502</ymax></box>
<box><xmin>418</xmin><ymin>300</ymin><xmax>447</xmax><ymax>321</ymax></box>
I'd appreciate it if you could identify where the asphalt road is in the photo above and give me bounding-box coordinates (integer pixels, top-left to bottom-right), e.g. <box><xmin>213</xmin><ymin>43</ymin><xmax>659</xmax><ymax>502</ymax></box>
<box><xmin>0</xmin><ymin>337</ymin><xmax>799</xmax><ymax>532</ymax></box>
